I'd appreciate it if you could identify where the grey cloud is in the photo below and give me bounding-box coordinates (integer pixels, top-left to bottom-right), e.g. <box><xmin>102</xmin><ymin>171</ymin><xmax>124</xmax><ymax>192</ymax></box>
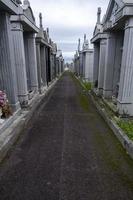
<box><xmin>49</xmin><ymin>25</ymin><xmax>94</xmax><ymax>43</ymax></box>
<box><xmin>58</xmin><ymin>43</ymin><xmax>78</xmax><ymax>52</ymax></box>
<box><xmin>30</xmin><ymin>0</ymin><xmax>109</xmax><ymax>62</ymax></box>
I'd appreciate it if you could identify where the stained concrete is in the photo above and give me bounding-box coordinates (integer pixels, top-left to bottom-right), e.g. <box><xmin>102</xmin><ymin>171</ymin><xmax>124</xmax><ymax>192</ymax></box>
<box><xmin>0</xmin><ymin>73</ymin><xmax>133</xmax><ymax>200</ymax></box>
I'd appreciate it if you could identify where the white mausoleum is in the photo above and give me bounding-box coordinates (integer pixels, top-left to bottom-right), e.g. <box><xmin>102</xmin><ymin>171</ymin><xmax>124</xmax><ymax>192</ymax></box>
<box><xmin>91</xmin><ymin>0</ymin><xmax>133</xmax><ymax>116</ymax></box>
<box><xmin>0</xmin><ymin>0</ymin><xmax>64</xmax><ymax>112</ymax></box>
<box><xmin>74</xmin><ymin>35</ymin><xmax>94</xmax><ymax>83</ymax></box>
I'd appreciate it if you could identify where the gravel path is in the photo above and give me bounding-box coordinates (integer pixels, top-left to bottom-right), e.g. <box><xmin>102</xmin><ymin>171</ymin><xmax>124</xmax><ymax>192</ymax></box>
<box><xmin>0</xmin><ymin>72</ymin><xmax>133</xmax><ymax>200</ymax></box>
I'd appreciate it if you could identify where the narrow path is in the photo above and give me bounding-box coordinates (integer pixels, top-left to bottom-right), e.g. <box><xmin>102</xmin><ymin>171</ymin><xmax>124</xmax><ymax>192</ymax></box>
<box><xmin>0</xmin><ymin>72</ymin><xmax>133</xmax><ymax>200</ymax></box>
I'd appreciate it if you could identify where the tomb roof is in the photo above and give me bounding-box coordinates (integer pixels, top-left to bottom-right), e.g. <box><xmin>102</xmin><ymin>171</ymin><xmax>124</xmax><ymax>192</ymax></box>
<box><xmin>0</xmin><ymin>0</ymin><xmax>22</xmax><ymax>14</ymax></box>
<box><xmin>122</xmin><ymin>0</ymin><xmax>133</xmax><ymax>3</ymax></box>
<box><xmin>22</xmin><ymin>0</ymin><xmax>35</xmax><ymax>24</ymax></box>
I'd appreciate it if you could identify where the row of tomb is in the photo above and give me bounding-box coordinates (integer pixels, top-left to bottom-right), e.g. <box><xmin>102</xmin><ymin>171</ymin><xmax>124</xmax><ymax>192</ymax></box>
<box><xmin>74</xmin><ymin>0</ymin><xmax>133</xmax><ymax>116</ymax></box>
<box><xmin>0</xmin><ymin>0</ymin><xmax>64</xmax><ymax>114</ymax></box>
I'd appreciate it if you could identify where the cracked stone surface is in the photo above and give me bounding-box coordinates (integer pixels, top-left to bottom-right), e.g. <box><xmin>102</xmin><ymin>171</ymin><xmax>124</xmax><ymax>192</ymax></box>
<box><xmin>0</xmin><ymin>72</ymin><xmax>133</xmax><ymax>200</ymax></box>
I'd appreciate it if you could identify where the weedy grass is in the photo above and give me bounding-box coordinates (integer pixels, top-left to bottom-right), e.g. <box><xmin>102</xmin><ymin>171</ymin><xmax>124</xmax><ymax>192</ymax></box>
<box><xmin>82</xmin><ymin>81</ymin><xmax>92</xmax><ymax>91</ymax></box>
<box><xmin>117</xmin><ymin>119</ymin><xmax>133</xmax><ymax>141</ymax></box>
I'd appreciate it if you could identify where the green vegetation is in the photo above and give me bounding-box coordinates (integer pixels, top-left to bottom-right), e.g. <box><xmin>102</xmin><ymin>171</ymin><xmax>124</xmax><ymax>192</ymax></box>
<box><xmin>79</xmin><ymin>80</ymin><xmax>92</xmax><ymax>111</ymax></box>
<box><xmin>94</xmin><ymin>129</ymin><xmax>133</xmax><ymax>189</ymax></box>
<box><xmin>79</xmin><ymin>92</ymin><xmax>90</xmax><ymax>112</ymax></box>
<box><xmin>69</xmin><ymin>73</ymin><xmax>90</xmax><ymax>112</ymax></box>
<box><xmin>117</xmin><ymin>119</ymin><xmax>133</xmax><ymax>140</ymax></box>
<box><xmin>81</xmin><ymin>80</ymin><xmax>92</xmax><ymax>91</ymax></box>
<box><xmin>69</xmin><ymin>72</ymin><xmax>133</xmax><ymax>187</ymax></box>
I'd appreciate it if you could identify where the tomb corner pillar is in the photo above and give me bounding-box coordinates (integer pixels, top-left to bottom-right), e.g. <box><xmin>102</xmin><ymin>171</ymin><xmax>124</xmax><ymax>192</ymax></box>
<box><xmin>117</xmin><ymin>18</ymin><xmax>133</xmax><ymax>116</ymax></box>
<box><xmin>40</xmin><ymin>45</ymin><xmax>47</xmax><ymax>87</ymax></box>
<box><xmin>25</xmin><ymin>33</ymin><xmax>38</xmax><ymax>92</ymax></box>
<box><xmin>0</xmin><ymin>13</ymin><xmax>20</xmax><ymax>111</ymax></box>
<box><xmin>93</xmin><ymin>43</ymin><xmax>100</xmax><ymax>86</ymax></box>
<box><xmin>103</xmin><ymin>33</ymin><xmax>116</xmax><ymax>98</ymax></box>
<box><xmin>98</xmin><ymin>38</ymin><xmax>107</xmax><ymax>95</ymax></box>
<box><xmin>11</xmin><ymin>20</ymin><xmax>29</xmax><ymax>106</ymax></box>
<box><xmin>36</xmin><ymin>42</ymin><xmax>42</xmax><ymax>93</ymax></box>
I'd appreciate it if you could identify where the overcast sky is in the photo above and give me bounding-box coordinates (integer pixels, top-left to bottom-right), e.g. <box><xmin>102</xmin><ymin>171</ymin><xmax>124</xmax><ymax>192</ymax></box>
<box><xmin>30</xmin><ymin>0</ymin><xmax>109</xmax><ymax>63</ymax></box>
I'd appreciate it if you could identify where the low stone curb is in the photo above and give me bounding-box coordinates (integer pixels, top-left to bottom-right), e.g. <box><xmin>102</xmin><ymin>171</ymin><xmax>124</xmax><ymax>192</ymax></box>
<box><xmin>0</xmin><ymin>78</ymin><xmax>58</xmax><ymax>163</ymax></box>
<box><xmin>89</xmin><ymin>93</ymin><xmax>133</xmax><ymax>160</ymax></box>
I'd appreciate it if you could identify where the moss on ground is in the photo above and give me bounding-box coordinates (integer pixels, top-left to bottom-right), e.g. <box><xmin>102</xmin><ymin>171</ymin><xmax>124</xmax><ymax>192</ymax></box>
<box><xmin>79</xmin><ymin>92</ymin><xmax>90</xmax><ymax>112</ymax></box>
<box><xmin>69</xmin><ymin>72</ymin><xmax>133</xmax><ymax>190</ymax></box>
<box><xmin>69</xmin><ymin>72</ymin><xmax>133</xmax><ymax>143</ymax></box>
<box><xmin>94</xmin><ymin>130</ymin><xmax>133</xmax><ymax>190</ymax></box>
<box><xmin>69</xmin><ymin>73</ymin><xmax>90</xmax><ymax>112</ymax></box>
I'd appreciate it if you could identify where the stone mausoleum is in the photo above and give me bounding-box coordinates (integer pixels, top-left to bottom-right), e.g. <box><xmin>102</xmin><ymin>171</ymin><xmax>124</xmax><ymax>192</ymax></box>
<box><xmin>91</xmin><ymin>0</ymin><xmax>133</xmax><ymax>116</ymax></box>
<box><xmin>0</xmin><ymin>0</ymin><xmax>64</xmax><ymax>115</ymax></box>
<box><xmin>74</xmin><ymin>35</ymin><xmax>94</xmax><ymax>82</ymax></box>
<box><xmin>56</xmin><ymin>50</ymin><xmax>64</xmax><ymax>75</ymax></box>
